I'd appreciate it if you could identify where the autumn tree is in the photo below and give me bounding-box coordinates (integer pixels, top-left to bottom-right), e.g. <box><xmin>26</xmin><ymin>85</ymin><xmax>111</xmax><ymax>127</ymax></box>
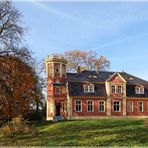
<box><xmin>64</xmin><ymin>49</ymin><xmax>110</xmax><ymax>73</ymax></box>
<box><xmin>0</xmin><ymin>56</ymin><xmax>38</xmax><ymax>120</ymax></box>
<box><xmin>0</xmin><ymin>1</ymin><xmax>44</xmax><ymax>120</ymax></box>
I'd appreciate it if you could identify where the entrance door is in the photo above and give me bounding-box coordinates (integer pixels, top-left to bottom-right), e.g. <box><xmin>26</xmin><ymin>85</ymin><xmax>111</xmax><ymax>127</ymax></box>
<box><xmin>56</xmin><ymin>104</ymin><xmax>61</xmax><ymax>116</ymax></box>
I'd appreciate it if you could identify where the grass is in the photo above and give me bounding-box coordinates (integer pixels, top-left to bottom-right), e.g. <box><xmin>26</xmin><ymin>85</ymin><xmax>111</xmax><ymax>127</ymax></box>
<box><xmin>0</xmin><ymin>118</ymin><xmax>148</xmax><ymax>146</ymax></box>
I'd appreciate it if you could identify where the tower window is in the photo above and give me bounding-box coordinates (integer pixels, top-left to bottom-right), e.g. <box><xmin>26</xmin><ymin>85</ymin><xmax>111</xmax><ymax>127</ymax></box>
<box><xmin>55</xmin><ymin>87</ymin><xmax>60</xmax><ymax>94</ymax></box>
<box><xmin>55</xmin><ymin>64</ymin><xmax>60</xmax><ymax>74</ymax></box>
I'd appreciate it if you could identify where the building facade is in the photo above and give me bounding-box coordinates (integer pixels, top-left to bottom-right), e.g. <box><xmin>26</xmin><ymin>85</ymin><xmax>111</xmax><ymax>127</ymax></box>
<box><xmin>46</xmin><ymin>55</ymin><xmax>148</xmax><ymax>120</ymax></box>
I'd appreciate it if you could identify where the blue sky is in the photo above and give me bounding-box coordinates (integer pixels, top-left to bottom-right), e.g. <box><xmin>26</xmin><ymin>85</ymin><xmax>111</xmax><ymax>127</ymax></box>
<box><xmin>13</xmin><ymin>1</ymin><xmax>148</xmax><ymax>80</ymax></box>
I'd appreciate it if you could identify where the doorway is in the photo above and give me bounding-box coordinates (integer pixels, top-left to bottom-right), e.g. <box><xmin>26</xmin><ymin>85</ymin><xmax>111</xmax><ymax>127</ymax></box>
<box><xmin>56</xmin><ymin>104</ymin><xmax>61</xmax><ymax>116</ymax></box>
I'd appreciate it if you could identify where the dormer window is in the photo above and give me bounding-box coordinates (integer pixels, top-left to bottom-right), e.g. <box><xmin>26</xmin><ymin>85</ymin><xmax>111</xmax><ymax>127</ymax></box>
<box><xmin>83</xmin><ymin>84</ymin><xmax>94</xmax><ymax>93</ymax></box>
<box><xmin>135</xmin><ymin>86</ymin><xmax>144</xmax><ymax>94</ymax></box>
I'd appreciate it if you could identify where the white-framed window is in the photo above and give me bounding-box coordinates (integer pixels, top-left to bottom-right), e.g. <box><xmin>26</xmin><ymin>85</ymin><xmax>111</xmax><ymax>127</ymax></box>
<box><xmin>75</xmin><ymin>100</ymin><xmax>82</xmax><ymax>112</ymax></box>
<box><xmin>127</xmin><ymin>101</ymin><xmax>133</xmax><ymax>112</ymax></box>
<box><xmin>117</xmin><ymin>85</ymin><xmax>122</xmax><ymax>94</ymax></box>
<box><xmin>112</xmin><ymin>85</ymin><xmax>116</xmax><ymax>93</ymax></box>
<box><xmin>99</xmin><ymin>101</ymin><xmax>105</xmax><ymax>112</ymax></box>
<box><xmin>55</xmin><ymin>87</ymin><xmax>60</xmax><ymax>94</ymax></box>
<box><xmin>87</xmin><ymin>100</ymin><xmax>94</xmax><ymax>112</ymax></box>
<box><xmin>138</xmin><ymin>101</ymin><xmax>143</xmax><ymax>112</ymax></box>
<box><xmin>135</xmin><ymin>86</ymin><xmax>144</xmax><ymax>94</ymax></box>
<box><xmin>113</xmin><ymin>101</ymin><xmax>120</xmax><ymax>112</ymax></box>
<box><xmin>83</xmin><ymin>84</ymin><xmax>94</xmax><ymax>93</ymax></box>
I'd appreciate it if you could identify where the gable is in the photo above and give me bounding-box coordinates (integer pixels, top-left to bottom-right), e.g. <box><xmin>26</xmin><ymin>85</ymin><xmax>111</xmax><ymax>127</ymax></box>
<box><xmin>107</xmin><ymin>73</ymin><xmax>126</xmax><ymax>83</ymax></box>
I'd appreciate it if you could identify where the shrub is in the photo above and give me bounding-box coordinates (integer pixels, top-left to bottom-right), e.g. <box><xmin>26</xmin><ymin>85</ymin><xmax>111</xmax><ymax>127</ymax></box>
<box><xmin>144</xmin><ymin>118</ymin><xmax>148</xmax><ymax>127</ymax></box>
<box><xmin>24</xmin><ymin>112</ymin><xmax>42</xmax><ymax>121</ymax></box>
<box><xmin>1</xmin><ymin>115</ymin><xmax>38</xmax><ymax>138</ymax></box>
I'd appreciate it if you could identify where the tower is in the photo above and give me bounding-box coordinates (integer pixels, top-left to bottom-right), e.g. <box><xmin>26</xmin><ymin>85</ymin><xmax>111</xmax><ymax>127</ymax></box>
<box><xmin>45</xmin><ymin>55</ymin><xmax>67</xmax><ymax>120</ymax></box>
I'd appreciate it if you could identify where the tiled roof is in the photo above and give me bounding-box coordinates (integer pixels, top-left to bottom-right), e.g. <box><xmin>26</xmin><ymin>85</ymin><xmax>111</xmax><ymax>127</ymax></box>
<box><xmin>67</xmin><ymin>70</ymin><xmax>148</xmax><ymax>97</ymax></box>
<box><xmin>68</xmin><ymin>82</ymin><xmax>107</xmax><ymax>97</ymax></box>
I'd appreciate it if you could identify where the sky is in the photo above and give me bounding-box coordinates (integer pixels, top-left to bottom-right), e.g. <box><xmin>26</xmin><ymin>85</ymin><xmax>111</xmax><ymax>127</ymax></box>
<box><xmin>13</xmin><ymin>0</ymin><xmax>148</xmax><ymax>80</ymax></box>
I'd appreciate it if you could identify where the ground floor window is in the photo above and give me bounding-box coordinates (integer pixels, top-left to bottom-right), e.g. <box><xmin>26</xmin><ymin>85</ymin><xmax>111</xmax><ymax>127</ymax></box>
<box><xmin>127</xmin><ymin>101</ymin><xmax>133</xmax><ymax>112</ymax></box>
<box><xmin>113</xmin><ymin>101</ymin><xmax>120</xmax><ymax>112</ymax></box>
<box><xmin>99</xmin><ymin>101</ymin><xmax>105</xmax><ymax>112</ymax></box>
<box><xmin>87</xmin><ymin>101</ymin><xmax>94</xmax><ymax>112</ymax></box>
<box><xmin>75</xmin><ymin>100</ymin><xmax>82</xmax><ymax>112</ymax></box>
<box><xmin>138</xmin><ymin>102</ymin><xmax>143</xmax><ymax>112</ymax></box>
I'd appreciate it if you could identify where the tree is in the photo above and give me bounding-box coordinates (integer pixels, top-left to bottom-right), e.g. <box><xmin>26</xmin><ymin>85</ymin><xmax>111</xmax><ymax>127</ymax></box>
<box><xmin>0</xmin><ymin>56</ymin><xmax>38</xmax><ymax>120</ymax></box>
<box><xmin>64</xmin><ymin>49</ymin><xmax>110</xmax><ymax>73</ymax></box>
<box><xmin>0</xmin><ymin>0</ymin><xmax>24</xmax><ymax>49</ymax></box>
<box><xmin>0</xmin><ymin>1</ymin><xmax>44</xmax><ymax>120</ymax></box>
<box><xmin>31</xmin><ymin>59</ymin><xmax>46</xmax><ymax>113</ymax></box>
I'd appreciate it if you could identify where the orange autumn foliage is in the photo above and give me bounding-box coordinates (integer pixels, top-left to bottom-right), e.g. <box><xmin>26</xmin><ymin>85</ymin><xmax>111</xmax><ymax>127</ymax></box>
<box><xmin>0</xmin><ymin>56</ymin><xmax>38</xmax><ymax>119</ymax></box>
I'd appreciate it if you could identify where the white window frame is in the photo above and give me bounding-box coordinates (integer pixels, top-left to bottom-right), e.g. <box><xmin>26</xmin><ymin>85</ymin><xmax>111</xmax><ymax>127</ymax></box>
<box><xmin>137</xmin><ymin>101</ymin><xmax>143</xmax><ymax>112</ymax></box>
<box><xmin>113</xmin><ymin>101</ymin><xmax>121</xmax><ymax>112</ymax></box>
<box><xmin>99</xmin><ymin>100</ymin><xmax>105</xmax><ymax>112</ymax></box>
<box><xmin>111</xmin><ymin>85</ymin><xmax>116</xmax><ymax>94</ymax></box>
<box><xmin>135</xmin><ymin>86</ymin><xmax>144</xmax><ymax>94</ymax></box>
<box><xmin>75</xmin><ymin>100</ymin><xmax>82</xmax><ymax>112</ymax></box>
<box><xmin>84</xmin><ymin>84</ymin><xmax>94</xmax><ymax>93</ymax></box>
<box><xmin>117</xmin><ymin>85</ymin><xmax>122</xmax><ymax>94</ymax></box>
<box><xmin>87</xmin><ymin>100</ymin><xmax>94</xmax><ymax>112</ymax></box>
<box><xmin>127</xmin><ymin>101</ymin><xmax>133</xmax><ymax>112</ymax></box>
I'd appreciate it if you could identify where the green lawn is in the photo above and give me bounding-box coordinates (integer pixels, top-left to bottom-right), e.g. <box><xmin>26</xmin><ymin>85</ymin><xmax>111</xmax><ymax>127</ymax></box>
<box><xmin>0</xmin><ymin>118</ymin><xmax>148</xmax><ymax>146</ymax></box>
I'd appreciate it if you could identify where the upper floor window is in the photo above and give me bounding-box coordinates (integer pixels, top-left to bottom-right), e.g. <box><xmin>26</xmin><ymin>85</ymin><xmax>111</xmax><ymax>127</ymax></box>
<box><xmin>127</xmin><ymin>101</ymin><xmax>133</xmax><ymax>112</ymax></box>
<box><xmin>99</xmin><ymin>101</ymin><xmax>105</xmax><ymax>112</ymax></box>
<box><xmin>113</xmin><ymin>101</ymin><xmax>120</xmax><ymax>112</ymax></box>
<box><xmin>117</xmin><ymin>85</ymin><xmax>122</xmax><ymax>93</ymax></box>
<box><xmin>111</xmin><ymin>85</ymin><xmax>116</xmax><ymax>93</ymax></box>
<box><xmin>135</xmin><ymin>86</ymin><xmax>144</xmax><ymax>94</ymax></box>
<box><xmin>55</xmin><ymin>87</ymin><xmax>60</xmax><ymax>94</ymax></box>
<box><xmin>75</xmin><ymin>100</ymin><xmax>82</xmax><ymax>112</ymax></box>
<box><xmin>138</xmin><ymin>102</ymin><xmax>143</xmax><ymax>112</ymax></box>
<box><xmin>87</xmin><ymin>101</ymin><xmax>94</xmax><ymax>112</ymax></box>
<box><xmin>111</xmin><ymin>85</ymin><xmax>123</xmax><ymax>94</ymax></box>
<box><xmin>84</xmin><ymin>84</ymin><xmax>94</xmax><ymax>93</ymax></box>
<box><xmin>62</xmin><ymin>65</ymin><xmax>66</xmax><ymax>75</ymax></box>
<box><xmin>55</xmin><ymin>64</ymin><xmax>60</xmax><ymax>74</ymax></box>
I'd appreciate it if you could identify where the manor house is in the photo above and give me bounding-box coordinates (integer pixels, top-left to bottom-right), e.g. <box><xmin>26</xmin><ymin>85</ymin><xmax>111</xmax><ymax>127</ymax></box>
<box><xmin>46</xmin><ymin>55</ymin><xmax>148</xmax><ymax>120</ymax></box>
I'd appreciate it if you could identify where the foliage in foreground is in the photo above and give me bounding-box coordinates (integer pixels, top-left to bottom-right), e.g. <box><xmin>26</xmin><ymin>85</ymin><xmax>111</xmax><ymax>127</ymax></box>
<box><xmin>1</xmin><ymin>115</ymin><xmax>38</xmax><ymax>138</ymax></box>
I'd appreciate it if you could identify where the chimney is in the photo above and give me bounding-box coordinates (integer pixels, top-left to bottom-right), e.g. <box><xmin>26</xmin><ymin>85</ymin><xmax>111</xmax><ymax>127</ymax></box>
<box><xmin>77</xmin><ymin>66</ymin><xmax>81</xmax><ymax>73</ymax></box>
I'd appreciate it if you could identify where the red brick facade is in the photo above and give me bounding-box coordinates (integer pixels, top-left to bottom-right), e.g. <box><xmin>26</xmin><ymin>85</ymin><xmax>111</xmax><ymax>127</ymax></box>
<box><xmin>46</xmin><ymin>56</ymin><xmax>148</xmax><ymax>120</ymax></box>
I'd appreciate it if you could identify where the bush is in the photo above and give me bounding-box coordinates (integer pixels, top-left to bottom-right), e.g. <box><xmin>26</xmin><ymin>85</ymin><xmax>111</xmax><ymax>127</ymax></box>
<box><xmin>1</xmin><ymin>115</ymin><xmax>38</xmax><ymax>138</ymax></box>
<box><xmin>24</xmin><ymin>112</ymin><xmax>42</xmax><ymax>121</ymax></box>
<box><xmin>144</xmin><ymin>118</ymin><xmax>148</xmax><ymax>127</ymax></box>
